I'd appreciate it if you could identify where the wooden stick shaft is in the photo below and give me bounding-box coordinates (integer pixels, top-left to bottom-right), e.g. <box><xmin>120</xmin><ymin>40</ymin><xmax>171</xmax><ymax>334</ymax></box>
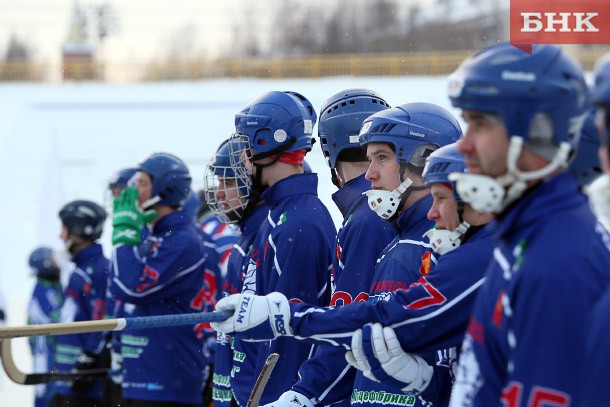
<box><xmin>0</xmin><ymin>310</ymin><xmax>233</xmax><ymax>339</ymax></box>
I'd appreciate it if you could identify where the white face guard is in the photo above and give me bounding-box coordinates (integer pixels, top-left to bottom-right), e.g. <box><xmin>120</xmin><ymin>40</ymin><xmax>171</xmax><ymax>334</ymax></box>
<box><xmin>448</xmin><ymin>136</ymin><xmax>572</xmax><ymax>214</ymax></box>
<box><xmin>362</xmin><ymin>178</ymin><xmax>413</xmax><ymax>220</ymax></box>
<box><xmin>423</xmin><ymin>221</ymin><xmax>470</xmax><ymax>255</ymax></box>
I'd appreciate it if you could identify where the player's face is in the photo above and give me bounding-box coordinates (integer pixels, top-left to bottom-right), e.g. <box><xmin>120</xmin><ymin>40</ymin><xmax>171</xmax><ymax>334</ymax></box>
<box><xmin>59</xmin><ymin>224</ymin><xmax>70</xmax><ymax>244</ymax></box>
<box><xmin>215</xmin><ymin>178</ymin><xmax>244</xmax><ymax>211</ymax></box>
<box><xmin>458</xmin><ymin>110</ymin><xmax>510</xmax><ymax>178</ymax></box>
<box><xmin>427</xmin><ymin>184</ymin><xmax>460</xmax><ymax>230</ymax></box>
<box><xmin>365</xmin><ymin>143</ymin><xmax>402</xmax><ymax>191</ymax></box>
<box><xmin>133</xmin><ymin>171</ymin><xmax>153</xmax><ymax>207</ymax></box>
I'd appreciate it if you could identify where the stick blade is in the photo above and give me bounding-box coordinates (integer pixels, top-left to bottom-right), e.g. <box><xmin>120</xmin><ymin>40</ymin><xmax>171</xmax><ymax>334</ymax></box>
<box><xmin>246</xmin><ymin>352</ymin><xmax>280</xmax><ymax>407</ymax></box>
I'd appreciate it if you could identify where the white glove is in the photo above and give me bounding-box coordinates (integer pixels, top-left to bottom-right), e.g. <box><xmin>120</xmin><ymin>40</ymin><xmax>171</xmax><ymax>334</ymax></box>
<box><xmin>261</xmin><ymin>390</ymin><xmax>318</xmax><ymax>407</ymax></box>
<box><xmin>210</xmin><ymin>292</ymin><xmax>292</xmax><ymax>341</ymax></box>
<box><xmin>346</xmin><ymin>323</ymin><xmax>433</xmax><ymax>393</ymax></box>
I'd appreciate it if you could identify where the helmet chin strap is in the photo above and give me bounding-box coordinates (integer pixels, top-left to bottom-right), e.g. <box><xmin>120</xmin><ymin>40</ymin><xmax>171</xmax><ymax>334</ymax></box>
<box><xmin>449</xmin><ymin>136</ymin><xmax>572</xmax><ymax>214</ymax></box>
<box><xmin>363</xmin><ymin>178</ymin><xmax>414</xmax><ymax>222</ymax></box>
<box><xmin>141</xmin><ymin>195</ymin><xmax>161</xmax><ymax>211</ymax></box>
<box><xmin>423</xmin><ymin>221</ymin><xmax>470</xmax><ymax>255</ymax></box>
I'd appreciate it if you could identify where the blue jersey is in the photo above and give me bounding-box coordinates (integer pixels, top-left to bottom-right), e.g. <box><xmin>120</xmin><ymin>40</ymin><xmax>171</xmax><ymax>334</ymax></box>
<box><xmin>283</xmin><ymin>220</ymin><xmax>494</xmax><ymax>407</ymax></box>
<box><xmin>110</xmin><ymin>210</ymin><xmax>220</xmax><ymax>404</ymax></box>
<box><xmin>28</xmin><ymin>278</ymin><xmax>64</xmax><ymax>406</ymax></box>
<box><xmin>55</xmin><ymin>244</ymin><xmax>108</xmax><ymax>399</ymax></box>
<box><xmin>200</xmin><ymin>216</ymin><xmax>239</xmax><ymax>279</ymax></box>
<box><xmin>292</xmin><ymin>174</ymin><xmax>396</xmax><ymax>406</ymax></box>
<box><xmin>583</xmin><ymin>286</ymin><xmax>610</xmax><ymax>406</ymax></box>
<box><xmin>252</xmin><ymin>173</ymin><xmax>336</xmax><ymax>405</ymax></box>
<box><xmin>214</xmin><ymin>204</ymin><xmax>268</xmax><ymax>407</ymax></box>
<box><xmin>451</xmin><ymin>173</ymin><xmax>610</xmax><ymax>407</ymax></box>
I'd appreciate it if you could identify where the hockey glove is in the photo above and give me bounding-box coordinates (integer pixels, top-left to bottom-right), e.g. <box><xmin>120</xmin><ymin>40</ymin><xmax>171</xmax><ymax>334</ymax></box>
<box><xmin>71</xmin><ymin>351</ymin><xmax>100</xmax><ymax>392</ymax></box>
<box><xmin>112</xmin><ymin>187</ymin><xmax>157</xmax><ymax>246</ymax></box>
<box><xmin>261</xmin><ymin>390</ymin><xmax>318</xmax><ymax>407</ymax></box>
<box><xmin>346</xmin><ymin>323</ymin><xmax>433</xmax><ymax>393</ymax></box>
<box><xmin>210</xmin><ymin>292</ymin><xmax>292</xmax><ymax>341</ymax></box>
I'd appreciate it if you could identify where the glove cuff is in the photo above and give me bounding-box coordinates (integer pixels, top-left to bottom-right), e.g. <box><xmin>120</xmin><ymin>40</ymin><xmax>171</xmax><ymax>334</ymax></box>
<box><xmin>266</xmin><ymin>292</ymin><xmax>293</xmax><ymax>337</ymax></box>
<box><xmin>278</xmin><ymin>390</ymin><xmax>317</xmax><ymax>407</ymax></box>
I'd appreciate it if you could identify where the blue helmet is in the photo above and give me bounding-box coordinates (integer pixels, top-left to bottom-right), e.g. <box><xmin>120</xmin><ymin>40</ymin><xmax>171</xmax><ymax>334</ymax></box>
<box><xmin>592</xmin><ymin>53</ymin><xmax>610</xmax><ymax>108</ymax></box>
<box><xmin>137</xmin><ymin>152</ymin><xmax>192</xmax><ymax>207</ymax></box>
<box><xmin>592</xmin><ymin>54</ymin><xmax>610</xmax><ymax>141</ymax></box>
<box><xmin>108</xmin><ymin>167</ymin><xmax>137</xmax><ymax>192</ymax></box>
<box><xmin>318</xmin><ymin>89</ymin><xmax>390</xmax><ymax>169</ymax></box>
<box><xmin>568</xmin><ymin>109</ymin><xmax>602</xmax><ymax>187</ymax></box>
<box><xmin>448</xmin><ymin>43</ymin><xmax>588</xmax><ymax>149</ymax></box>
<box><xmin>59</xmin><ymin>200</ymin><xmax>106</xmax><ymax>240</ymax></box>
<box><xmin>28</xmin><ymin>247</ymin><xmax>60</xmax><ymax>280</ymax></box>
<box><xmin>422</xmin><ymin>143</ymin><xmax>466</xmax><ymax>202</ymax></box>
<box><xmin>359</xmin><ymin>102</ymin><xmax>462</xmax><ymax>169</ymax></box>
<box><xmin>235</xmin><ymin>91</ymin><xmax>317</xmax><ymax>157</ymax></box>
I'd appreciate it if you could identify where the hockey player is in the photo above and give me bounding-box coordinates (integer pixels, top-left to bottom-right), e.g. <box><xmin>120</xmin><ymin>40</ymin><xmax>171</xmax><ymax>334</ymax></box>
<box><xmin>226</xmin><ymin>90</ymin><xmax>337</xmax><ymax>405</ymax></box>
<box><xmin>27</xmin><ymin>246</ymin><xmax>64</xmax><ymax>407</ymax></box>
<box><xmin>53</xmin><ymin>200</ymin><xmax>108</xmax><ymax>407</ymax></box>
<box><xmin>109</xmin><ymin>152</ymin><xmax>219</xmax><ymax>407</ymax></box>
<box><xmin>582</xmin><ymin>53</ymin><xmax>610</xmax><ymax>406</ymax></box>
<box><xmin>344</xmin><ymin>143</ymin><xmax>494</xmax><ymax>402</ymax></box>
<box><xmin>213</xmin><ymin>102</ymin><xmax>462</xmax><ymax>406</ymax></box>
<box><xmin>443</xmin><ymin>43</ymin><xmax>610</xmax><ymax>406</ymax></box>
<box><xmin>204</xmin><ymin>137</ymin><xmax>268</xmax><ymax>407</ymax></box>
<box><xmin>265</xmin><ymin>89</ymin><xmax>395</xmax><ymax>407</ymax></box>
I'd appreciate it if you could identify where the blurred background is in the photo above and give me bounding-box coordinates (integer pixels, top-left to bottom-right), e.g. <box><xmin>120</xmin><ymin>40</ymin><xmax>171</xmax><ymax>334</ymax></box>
<box><xmin>5</xmin><ymin>0</ymin><xmax>607</xmax><ymax>83</ymax></box>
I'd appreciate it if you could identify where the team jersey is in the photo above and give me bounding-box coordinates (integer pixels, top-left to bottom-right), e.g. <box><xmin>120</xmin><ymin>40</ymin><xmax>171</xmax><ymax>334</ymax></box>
<box><xmin>214</xmin><ymin>203</ymin><xmax>268</xmax><ymax>407</ymax></box>
<box><xmin>450</xmin><ymin>172</ymin><xmax>610</xmax><ymax>407</ymax></box>
<box><xmin>28</xmin><ymin>278</ymin><xmax>64</xmax><ymax>407</ymax></box>
<box><xmin>252</xmin><ymin>173</ymin><xmax>336</xmax><ymax>405</ymax></box>
<box><xmin>54</xmin><ymin>243</ymin><xmax>108</xmax><ymax>399</ymax></box>
<box><xmin>278</xmin><ymin>219</ymin><xmax>495</xmax><ymax>407</ymax></box>
<box><xmin>292</xmin><ymin>174</ymin><xmax>396</xmax><ymax>406</ymax></box>
<box><xmin>200</xmin><ymin>215</ymin><xmax>239</xmax><ymax>279</ymax></box>
<box><xmin>110</xmin><ymin>210</ymin><xmax>220</xmax><ymax>404</ymax></box>
<box><xmin>583</xmin><ymin>286</ymin><xmax>610</xmax><ymax>406</ymax></box>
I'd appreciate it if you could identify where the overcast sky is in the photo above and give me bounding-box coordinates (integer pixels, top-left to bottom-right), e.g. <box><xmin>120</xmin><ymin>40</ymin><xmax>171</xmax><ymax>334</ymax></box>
<box><xmin>0</xmin><ymin>0</ymin><xmax>431</xmax><ymax>65</ymax></box>
<box><xmin>0</xmin><ymin>0</ymin><xmax>271</xmax><ymax>64</ymax></box>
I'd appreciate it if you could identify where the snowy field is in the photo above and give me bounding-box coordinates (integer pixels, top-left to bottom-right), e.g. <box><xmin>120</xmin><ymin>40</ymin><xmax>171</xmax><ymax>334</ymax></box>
<box><xmin>0</xmin><ymin>76</ymin><xmax>456</xmax><ymax>403</ymax></box>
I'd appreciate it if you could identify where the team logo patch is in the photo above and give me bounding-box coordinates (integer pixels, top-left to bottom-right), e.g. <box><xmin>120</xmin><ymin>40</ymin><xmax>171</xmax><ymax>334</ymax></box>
<box><xmin>419</xmin><ymin>251</ymin><xmax>432</xmax><ymax>275</ymax></box>
<box><xmin>492</xmin><ymin>292</ymin><xmax>505</xmax><ymax>328</ymax></box>
<box><xmin>274</xmin><ymin>129</ymin><xmax>288</xmax><ymax>143</ymax></box>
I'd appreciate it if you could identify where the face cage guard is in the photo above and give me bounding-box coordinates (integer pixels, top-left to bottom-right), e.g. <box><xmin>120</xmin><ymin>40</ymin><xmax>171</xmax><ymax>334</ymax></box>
<box><xmin>203</xmin><ymin>152</ymin><xmax>251</xmax><ymax>225</ymax></box>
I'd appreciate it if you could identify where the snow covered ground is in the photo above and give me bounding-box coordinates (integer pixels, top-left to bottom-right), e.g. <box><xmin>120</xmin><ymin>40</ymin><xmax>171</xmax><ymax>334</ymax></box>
<box><xmin>0</xmin><ymin>76</ymin><xmax>456</xmax><ymax>403</ymax></box>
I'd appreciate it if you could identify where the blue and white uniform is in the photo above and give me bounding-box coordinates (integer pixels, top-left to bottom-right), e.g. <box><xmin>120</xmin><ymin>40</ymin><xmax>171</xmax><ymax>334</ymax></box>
<box><xmin>28</xmin><ymin>278</ymin><xmax>64</xmax><ymax>407</ymax></box>
<box><xmin>282</xmin><ymin>216</ymin><xmax>494</xmax><ymax>407</ymax></box>
<box><xmin>292</xmin><ymin>174</ymin><xmax>396</xmax><ymax>406</ymax></box>
<box><xmin>250</xmin><ymin>173</ymin><xmax>336</xmax><ymax>405</ymax></box>
<box><xmin>54</xmin><ymin>244</ymin><xmax>108</xmax><ymax>400</ymax></box>
<box><xmin>451</xmin><ymin>173</ymin><xmax>610</xmax><ymax>406</ymax></box>
<box><xmin>110</xmin><ymin>210</ymin><xmax>219</xmax><ymax>405</ymax></box>
<box><xmin>214</xmin><ymin>204</ymin><xmax>268</xmax><ymax>407</ymax></box>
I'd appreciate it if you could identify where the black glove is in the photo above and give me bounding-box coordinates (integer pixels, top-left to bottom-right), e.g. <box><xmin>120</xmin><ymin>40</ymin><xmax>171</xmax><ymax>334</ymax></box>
<box><xmin>71</xmin><ymin>351</ymin><xmax>100</xmax><ymax>392</ymax></box>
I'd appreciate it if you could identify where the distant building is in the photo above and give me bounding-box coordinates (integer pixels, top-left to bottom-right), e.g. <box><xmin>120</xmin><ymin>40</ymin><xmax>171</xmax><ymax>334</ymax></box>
<box><xmin>411</xmin><ymin>0</ymin><xmax>509</xmax><ymax>51</ymax></box>
<box><xmin>61</xmin><ymin>1</ymin><xmax>97</xmax><ymax>81</ymax></box>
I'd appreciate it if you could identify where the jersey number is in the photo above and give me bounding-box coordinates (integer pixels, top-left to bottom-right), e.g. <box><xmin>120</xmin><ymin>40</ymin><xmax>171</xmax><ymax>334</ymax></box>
<box><xmin>501</xmin><ymin>382</ymin><xmax>569</xmax><ymax>407</ymax></box>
